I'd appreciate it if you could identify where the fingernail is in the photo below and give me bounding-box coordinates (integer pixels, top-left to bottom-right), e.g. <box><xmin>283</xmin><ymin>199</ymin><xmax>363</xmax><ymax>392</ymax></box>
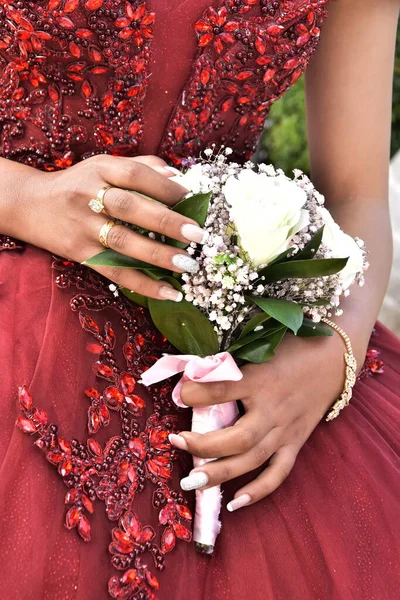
<box><xmin>181</xmin><ymin>223</ymin><xmax>207</xmax><ymax>244</ymax></box>
<box><xmin>165</xmin><ymin>166</ymin><xmax>182</xmax><ymax>176</ymax></box>
<box><xmin>168</xmin><ymin>433</ymin><xmax>188</xmax><ymax>450</ymax></box>
<box><xmin>226</xmin><ymin>494</ymin><xmax>251</xmax><ymax>512</ymax></box>
<box><xmin>172</xmin><ymin>254</ymin><xmax>200</xmax><ymax>274</ymax></box>
<box><xmin>158</xmin><ymin>286</ymin><xmax>183</xmax><ymax>302</ymax></box>
<box><xmin>180</xmin><ymin>471</ymin><xmax>209</xmax><ymax>491</ymax></box>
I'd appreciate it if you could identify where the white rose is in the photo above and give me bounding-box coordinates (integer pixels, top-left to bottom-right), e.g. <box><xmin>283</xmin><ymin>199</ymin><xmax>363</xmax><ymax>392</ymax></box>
<box><xmin>171</xmin><ymin>164</ymin><xmax>212</xmax><ymax>194</ymax></box>
<box><xmin>223</xmin><ymin>169</ymin><xmax>310</xmax><ymax>267</ymax></box>
<box><xmin>317</xmin><ymin>206</ymin><xmax>364</xmax><ymax>289</ymax></box>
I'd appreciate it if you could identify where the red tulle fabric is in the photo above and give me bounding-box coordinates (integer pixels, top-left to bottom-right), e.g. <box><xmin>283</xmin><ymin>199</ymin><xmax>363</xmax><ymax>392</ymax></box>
<box><xmin>1</xmin><ymin>1</ymin><xmax>400</xmax><ymax>599</ymax></box>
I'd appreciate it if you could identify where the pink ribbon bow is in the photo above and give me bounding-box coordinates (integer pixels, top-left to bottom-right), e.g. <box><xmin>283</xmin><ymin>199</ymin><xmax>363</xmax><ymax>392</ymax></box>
<box><xmin>140</xmin><ymin>352</ymin><xmax>243</xmax><ymax>550</ymax></box>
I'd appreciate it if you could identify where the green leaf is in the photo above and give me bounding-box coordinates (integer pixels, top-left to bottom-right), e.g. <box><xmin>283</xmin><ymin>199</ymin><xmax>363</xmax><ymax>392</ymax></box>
<box><xmin>267</xmin><ymin>247</ymin><xmax>296</xmax><ymax>266</ymax></box>
<box><xmin>258</xmin><ymin>257</ymin><xmax>348</xmax><ymax>284</ymax></box>
<box><xmin>296</xmin><ymin>318</ymin><xmax>334</xmax><ymax>337</ymax></box>
<box><xmin>240</xmin><ymin>313</ymin><xmax>271</xmax><ymax>338</ymax></box>
<box><xmin>172</xmin><ymin>192</ymin><xmax>211</xmax><ymax>227</ymax></box>
<box><xmin>148</xmin><ymin>298</ymin><xmax>219</xmax><ymax>355</ymax></box>
<box><xmin>167</xmin><ymin>192</ymin><xmax>211</xmax><ymax>248</ymax></box>
<box><xmin>83</xmin><ymin>250</ymin><xmax>157</xmax><ymax>270</ymax></box>
<box><xmin>234</xmin><ymin>327</ymin><xmax>287</xmax><ymax>363</ymax></box>
<box><xmin>249</xmin><ymin>296</ymin><xmax>304</xmax><ymax>334</ymax></box>
<box><xmin>228</xmin><ymin>318</ymin><xmax>283</xmax><ymax>354</ymax></box>
<box><xmin>291</xmin><ymin>227</ymin><xmax>324</xmax><ymax>261</ymax></box>
<box><xmin>121</xmin><ymin>288</ymin><xmax>148</xmax><ymax>308</ymax></box>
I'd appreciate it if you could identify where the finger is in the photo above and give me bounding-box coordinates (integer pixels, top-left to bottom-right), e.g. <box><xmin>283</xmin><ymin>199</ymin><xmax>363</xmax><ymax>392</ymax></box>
<box><xmin>89</xmin><ymin>221</ymin><xmax>200</xmax><ymax>274</ymax></box>
<box><xmin>129</xmin><ymin>155</ymin><xmax>181</xmax><ymax>178</ymax></box>
<box><xmin>180</xmin><ymin>377</ymin><xmax>252</xmax><ymax>407</ymax></box>
<box><xmin>97</xmin><ymin>155</ymin><xmax>188</xmax><ymax>206</ymax></box>
<box><xmin>102</xmin><ymin>188</ymin><xmax>206</xmax><ymax>244</ymax></box>
<box><xmin>179</xmin><ymin>430</ymin><xmax>281</xmax><ymax>491</ymax></box>
<box><xmin>91</xmin><ymin>257</ymin><xmax>183</xmax><ymax>302</ymax></box>
<box><xmin>170</xmin><ymin>413</ymin><xmax>273</xmax><ymax>459</ymax></box>
<box><xmin>226</xmin><ymin>445</ymin><xmax>298</xmax><ymax>511</ymax></box>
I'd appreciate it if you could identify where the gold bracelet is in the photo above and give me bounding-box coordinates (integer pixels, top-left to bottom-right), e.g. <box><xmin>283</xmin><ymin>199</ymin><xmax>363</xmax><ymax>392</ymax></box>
<box><xmin>321</xmin><ymin>318</ymin><xmax>357</xmax><ymax>422</ymax></box>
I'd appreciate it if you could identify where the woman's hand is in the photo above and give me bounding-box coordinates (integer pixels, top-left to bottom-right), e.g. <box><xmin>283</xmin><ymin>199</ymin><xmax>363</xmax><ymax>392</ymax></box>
<box><xmin>4</xmin><ymin>154</ymin><xmax>204</xmax><ymax>301</ymax></box>
<box><xmin>170</xmin><ymin>332</ymin><xmax>359</xmax><ymax>511</ymax></box>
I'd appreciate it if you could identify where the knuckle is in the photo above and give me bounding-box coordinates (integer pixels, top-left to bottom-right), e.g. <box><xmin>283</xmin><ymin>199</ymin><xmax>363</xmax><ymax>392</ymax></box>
<box><xmin>157</xmin><ymin>209</ymin><xmax>174</xmax><ymax>234</ymax></box>
<box><xmin>106</xmin><ymin>266</ymin><xmax>123</xmax><ymax>285</ymax></box>
<box><xmin>89</xmin><ymin>153</ymin><xmax>107</xmax><ymax>172</ymax></box>
<box><xmin>252</xmin><ymin>443</ymin><xmax>271</xmax><ymax>466</ymax></box>
<box><xmin>276</xmin><ymin>463</ymin><xmax>291</xmax><ymax>482</ymax></box>
<box><xmin>235</xmin><ymin>427</ymin><xmax>254</xmax><ymax>453</ymax></box>
<box><xmin>122</xmin><ymin>160</ymin><xmax>141</xmax><ymax>181</ymax></box>
<box><xmin>108</xmin><ymin>226</ymin><xmax>128</xmax><ymax>252</ymax></box>
<box><xmin>209</xmin><ymin>381</ymin><xmax>227</xmax><ymax>403</ymax></box>
<box><xmin>216</xmin><ymin>465</ymin><xmax>232</xmax><ymax>483</ymax></box>
<box><xmin>149</xmin><ymin>244</ymin><xmax>164</xmax><ymax>265</ymax></box>
<box><xmin>112</xmin><ymin>192</ymin><xmax>131</xmax><ymax>216</ymax></box>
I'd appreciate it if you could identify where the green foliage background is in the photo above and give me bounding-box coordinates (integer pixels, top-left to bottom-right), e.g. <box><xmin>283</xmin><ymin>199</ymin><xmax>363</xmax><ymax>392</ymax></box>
<box><xmin>259</xmin><ymin>27</ymin><xmax>400</xmax><ymax>175</ymax></box>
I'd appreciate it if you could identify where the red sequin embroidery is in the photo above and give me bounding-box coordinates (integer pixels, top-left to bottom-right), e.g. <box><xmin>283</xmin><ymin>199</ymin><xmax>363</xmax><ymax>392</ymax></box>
<box><xmin>159</xmin><ymin>0</ymin><xmax>328</xmax><ymax>164</ymax></box>
<box><xmin>16</xmin><ymin>259</ymin><xmax>193</xmax><ymax>600</ymax></box>
<box><xmin>0</xmin><ymin>0</ymin><xmax>328</xmax><ymax>169</ymax></box>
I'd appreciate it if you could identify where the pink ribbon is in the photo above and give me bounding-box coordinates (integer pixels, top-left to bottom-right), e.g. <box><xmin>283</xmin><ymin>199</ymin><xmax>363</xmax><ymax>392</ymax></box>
<box><xmin>140</xmin><ymin>352</ymin><xmax>243</xmax><ymax>550</ymax></box>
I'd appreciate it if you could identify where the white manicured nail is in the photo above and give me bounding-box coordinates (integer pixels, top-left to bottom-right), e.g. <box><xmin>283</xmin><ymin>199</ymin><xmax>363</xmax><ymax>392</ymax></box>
<box><xmin>226</xmin><ymin>494</ymin><xmax>251</xmax><ymax>512</ymax></box>
<box><xmin>172</xmin><ymin>254</ymin><xmax>199</xmax><ymax>273</ymax></box>
<box><xmin>168</xmin><ymin>433</ymin><xmax>188</xmax><ymax>450</ymax></box>
<box><xmin>180</xmin><ymin>471</ymin><xmax>209</xmax><ymax>491</ymax></box>
<box><xmin>165</xmin><ymin>166</ymin><xmax>182</xmax><ymax>175</ymax></box>
<box><xmin>158</xmin><ymin>286</ymin><xmax>183</xmax><ymax>302</ymax></box>
<box><xmin>181</xmin><ymin>223</ymin><xmax>207</xmax><ymax>244</ymax></box>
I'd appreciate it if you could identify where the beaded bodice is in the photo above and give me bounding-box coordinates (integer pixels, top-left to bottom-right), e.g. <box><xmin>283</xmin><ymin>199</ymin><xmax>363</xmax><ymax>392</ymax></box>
<box><xmin>0</xmin><ymin>0</ymin><xmax>328</xmax><ymax>169</ymax></box>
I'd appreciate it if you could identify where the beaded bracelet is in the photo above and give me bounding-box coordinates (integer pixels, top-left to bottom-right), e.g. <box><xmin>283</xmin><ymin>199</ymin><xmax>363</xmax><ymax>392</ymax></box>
<box><xmin>321</xmin><ymin>318</ymin><xmax>357</xmax><ymax>422</ymax></box>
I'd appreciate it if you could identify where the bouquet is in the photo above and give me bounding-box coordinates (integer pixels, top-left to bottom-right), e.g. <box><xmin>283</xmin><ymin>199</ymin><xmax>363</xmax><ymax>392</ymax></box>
<box><xmin>85</xmin><ymin>148</ymin><xmax>367</xmax><ymax>554</ymax></box>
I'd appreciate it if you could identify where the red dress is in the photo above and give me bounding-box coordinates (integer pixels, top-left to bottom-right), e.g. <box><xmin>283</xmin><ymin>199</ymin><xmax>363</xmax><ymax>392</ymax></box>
<box><xmin>1</xmin><ymin>1</ymin><xmax>400</xmax><ymax>599</ymax></box>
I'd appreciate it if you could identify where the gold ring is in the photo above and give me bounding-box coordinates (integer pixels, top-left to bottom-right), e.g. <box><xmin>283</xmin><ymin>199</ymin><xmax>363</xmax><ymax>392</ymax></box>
<box><xmin>99</xmin><ymin>220</ymin><xmax>116</xmax><ymax>248</ymax></box>
<box><xmin>88</xmin><ymin>185</ymin><xmax>113</xmax><ymax>214</ymax></box>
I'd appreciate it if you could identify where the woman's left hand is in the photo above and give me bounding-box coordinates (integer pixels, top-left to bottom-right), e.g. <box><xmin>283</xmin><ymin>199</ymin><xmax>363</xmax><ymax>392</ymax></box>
<box><xmin>169</xmin><ymin>332</ymin><xmax>362</xmax><ymax>511</ymax></box>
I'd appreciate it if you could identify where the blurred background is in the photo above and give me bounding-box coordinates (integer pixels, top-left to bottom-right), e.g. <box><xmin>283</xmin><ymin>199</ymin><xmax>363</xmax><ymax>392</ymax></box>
<box><xmin>258</xmin><ymin>28</ymin><xmax>400</xmax><ymax>335</ymax></box>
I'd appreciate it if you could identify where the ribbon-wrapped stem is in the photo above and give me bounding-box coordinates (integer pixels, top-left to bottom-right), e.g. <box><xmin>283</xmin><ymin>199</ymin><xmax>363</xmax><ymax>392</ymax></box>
<box><xmin>140</xmin><ymin>352</ymin><xmax>243</xmax><ymax>553</ymax></box>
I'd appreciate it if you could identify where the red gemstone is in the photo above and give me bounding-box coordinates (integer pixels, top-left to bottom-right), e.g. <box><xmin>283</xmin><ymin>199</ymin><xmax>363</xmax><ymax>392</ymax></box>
<box><xmin>16</xmin><ymin>417</ymin><xmax>36</xmax><ymax>433</ymax></box>
<box><xmin>78</xmin><ymin>514</ymin><xmax>91</xmax><ymax>542</ymax></box>
<box><xmin>99</xmin><ymin>404</ymin><xmax>110</xmax><ymax>426</ymax></box>
<box><xmin>88</xmin><ymin>407</ymin><xmax>101</xmax><ymax>434</ymax></box>
<box><xmin>112</xmin><ymin>528</ymin><xmax>135</xmax><ymax>553</ymax></box>
<box><xmin>123</xmin><ymin>343</ymin><xmax>135</xmax><ymax>363</ymax></box>
<box><xmin>114</xmin><ymin>17</ymin><xmax>131</xmax><ymax>28</ymax></box>
<box><xmin>120</xmin><ymin>372</ymin><xmax>135</xmax><ymax>394</ymax></box>
<box><xmin>172</xmin><ymin>521</ymin><xmax>192</xmax><ymax>541</ymax></box>
<box><xmin>69</xmin><ymin>42</ymin><xmax>81</xmax><ymax>57</ymax></box>
<box><xmin>18</xmin><ymin>386</ymin><xmax>32</xmax><ymax>410</ymax></box>
<box><xmin>120</xmin><ymin>511</ymin><xmax>140</xmax><ymax>538</ymax></box>
<box><xmin>65</xmin><ymin>507</ymin><xmax>80</xmax><ymax>529</ymax></box>
<box><xmin>235</xmin><ymin>71</ymin><xmax>253</xmax><ymax>81</ymax></box>
<box><xmin>104</xmin><ymin>386</ymin><xmax>124</xmax><ymax>408</ymax></box>
<box><xmin>58</xmin><ymin>437</ymin><xmax>71</xmax><ymax>454</ymax></box>
<box><xmin>161</xmin><ymin>526</ymin><xmax>175</xmax><ymax>552</ymax></box>
<box><xmin>146</xmin><ymin>571</ymin><xmax>159</xmax><ymax>590</ymax></box>
<box><xmin>64</xmin><ymin>0</ymin><xmax>79</xmax><ymax>13</ymax></box>
<box><xmin>87</xmin><ymin>437</ymin><xmax>103</xmax><ymax>457</ymax></box>
<box><xmin>85</xmin><ymin>0</ymin><xmax>103</xmax><ymax>9</ymax></box>
<box><xmin>176</xmin><ymin>504</ymin><xmax>192</xmax><ymax>520</ymax></box>
<box><xmin>81</xmin><ymin>494</ymin><xmax>94</xmax><ymax>514</ymax></box>
<box><xmin>47</xmin><ymin>450</ymin><xmax>64</xmax><ymax>464</ymax></box>
<box><xmin>125</xmin><ymin>395</ymin><xmax>145</xmax><ymax>415</ymax></box>
<box><xmin>266</xmin><ymin>24</ymin><xmax>284</xmax><ymax>36</ymax></box>
<box><xmin>128</xmin><ymin>120</ymin><xmax>141</xmax><ymax>137</ymax></box>
<box><xmin>57</xmin><ymin>16</ymin><xmax>75</xmax><ymax>29</ymax></box>
<box><xmin>102</xmin><ymin>91</ymin><xmax>114</xmax><ymax>108</ymax></box>
<box><xmin>60</xmin><ymin>459</ymin><xmax>73</xmax><ymax>477</ymax></box>
<box><xmin>136</xmin><ymin>526</ymin><xmax>154</xmax><ymax>543</ymax></box>
<box><xmin>121</xmin><ymin>569</ymin><xmax>138</xmax><ymax>584</ymax></box>
<box><xmin>128</xmin><ymin>437</ymin><xmax>146</xmax><ymax>460</ymax></box>
<box><xmin>48</xmin><ymin>84</ymin><xmax>59</xmax><ymax>102</ymax></box>
<box><xmin>85</xmin><ymin>387</ymin><xmax>100</xmax><ymax>400</ymax></box>
<box><xmin>159</xmin><ymin>504</ymin><xmax>176</xmax><ymax>525</ymax></box>
<box><xmin>76</xmin><ymin>28</ymin><xmax>93</xmax><ymax>39</ymax></box>
<box><xmin>93</xmin><ymin>362</ymin><xmax>114</xmax><ymax>379</ymax></box>
<box><xmin>81</xmin><ymin>80</ymin><xmax>93</xmax><ymax>98</ymax></box>
<box><xmin>255</xmin><ymin>36</ymin><xmax>266</xmax><ymax>55</ymax></box>
<box><xmin>65</xmin><ymin>489</ymin><xmax>77</xmax><ymax>504</ymax></box>
<box><xmin>79</xmin><ymin>313</ymin><xmax>100</xmax><ymax>334</ymax></box>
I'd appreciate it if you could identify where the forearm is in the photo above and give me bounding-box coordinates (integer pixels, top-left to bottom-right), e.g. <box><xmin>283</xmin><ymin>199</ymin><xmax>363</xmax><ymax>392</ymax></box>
<box><xmin>0</xmin><ymin>157</ymin><xmax>44</xmax><ymax>238</ymax></box>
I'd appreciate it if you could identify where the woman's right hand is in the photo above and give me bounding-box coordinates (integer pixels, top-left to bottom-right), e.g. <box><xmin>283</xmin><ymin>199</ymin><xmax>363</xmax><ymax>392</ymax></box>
<box><xmin>4</xmin><ymin>154</ymin><xmax>204</xmax><ymax>302</ymax></box>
